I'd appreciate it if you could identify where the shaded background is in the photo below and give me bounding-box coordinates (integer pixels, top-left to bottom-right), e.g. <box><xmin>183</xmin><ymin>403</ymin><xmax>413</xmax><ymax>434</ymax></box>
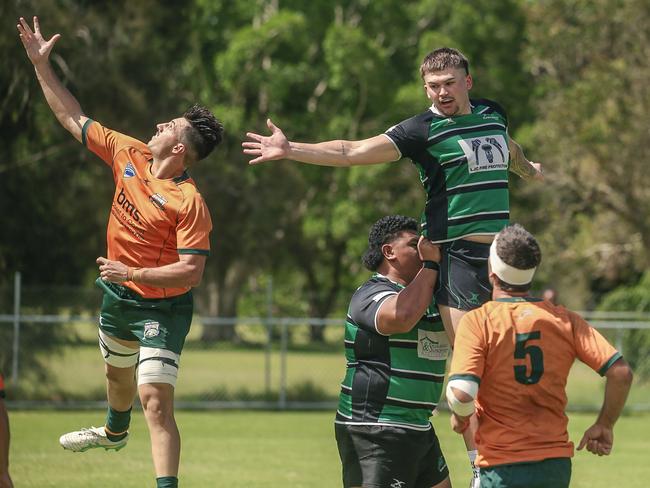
<box><xmin>1</xmin><ymin>0</ymin><xmax>649</xmax><ymax>394</ymax></box>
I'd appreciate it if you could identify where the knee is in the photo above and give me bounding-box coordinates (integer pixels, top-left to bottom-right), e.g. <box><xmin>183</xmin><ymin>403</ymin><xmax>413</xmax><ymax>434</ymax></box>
<box><xmin>140</xmin><ymin>391</ymin><xmax>173</xmax><ymax>425</ymax></box>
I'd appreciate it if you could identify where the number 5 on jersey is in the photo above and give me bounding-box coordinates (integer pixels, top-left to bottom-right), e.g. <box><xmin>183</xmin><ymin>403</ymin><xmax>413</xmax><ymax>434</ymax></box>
<box><xmin>514</xmin><ymin>331</ymin><xmax>544</xmax><ymax>385</ymax></box>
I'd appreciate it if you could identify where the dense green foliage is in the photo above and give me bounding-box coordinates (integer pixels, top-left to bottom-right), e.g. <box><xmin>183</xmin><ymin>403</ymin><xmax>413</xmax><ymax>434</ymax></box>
<box><xmin>2</xmin><ymin>0</ymin><xmax>648</xmax><ymax>343</ymax></box>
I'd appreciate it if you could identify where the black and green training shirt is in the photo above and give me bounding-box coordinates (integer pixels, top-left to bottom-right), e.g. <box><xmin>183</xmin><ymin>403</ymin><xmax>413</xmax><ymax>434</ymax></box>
<box><xmin>335</xmin><ymin>274</ymin><xmax>449</xmax><ymax>431</ymax></box>
<box><xmin>385</xmin><ymin>99</ymin><xmax>510</xmax><ymax>243</ymax></box>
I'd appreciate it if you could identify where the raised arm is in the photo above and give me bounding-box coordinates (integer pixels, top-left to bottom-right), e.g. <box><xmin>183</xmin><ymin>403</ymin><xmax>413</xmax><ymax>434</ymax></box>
<box><xmin>577</xmin><ymin>358</ymin><xmax>633</xmax><ymax>456</ymax></box>
<box><xmin>17</xmin><ymin>16</ymin><xmax>88</xmax><ymax>143</ymax></box>
<box><xmin>508</xmin><ymin>137</ymin><xmax>544</xmax><ymax>181</ymax></box>
<box><xmin>375</xmin><ymin>237</ymin><xmax>440</xmax><ymax>335</ymax></box>
<box><xmin>243</xmin><ymin>118</ymin><xmax>400</xmax><ymax>167</ymax></box>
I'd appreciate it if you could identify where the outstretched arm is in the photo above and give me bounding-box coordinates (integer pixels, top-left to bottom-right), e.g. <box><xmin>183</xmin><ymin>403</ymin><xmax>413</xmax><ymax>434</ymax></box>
<box><xmin>508</xmin><ymin>137</ymin><xmax>543</xmax><ymax>181</ymax></box>
<box><xmin>578</xmin><ymin>358</ymin><xmax>633</xmax><ymax>456</ymax></box>
<box><xmin>243</xmin><ymin>118</ymin><xmax>400</xmax><ymax>167</ymax></box>
<box><xmin>17</xmin><ymin>16</ymin><xmax>88</xmax><ymax>143</ymax></box>
<box><xmin>376</xmin><ymin>237</ymin><xmax>441</xmax><ymax>335</ymax></box>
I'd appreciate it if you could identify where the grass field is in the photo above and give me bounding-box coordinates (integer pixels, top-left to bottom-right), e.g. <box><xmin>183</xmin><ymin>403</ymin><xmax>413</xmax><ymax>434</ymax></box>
<box><xmin>21</xmin><ymin>337</ymin><xmax>650</xmax><ymax>409</ymax></box>
<box><xmin>8</xmin><ymin>410</ymin><xmax>649</xmax><ymax>487</ymax></box>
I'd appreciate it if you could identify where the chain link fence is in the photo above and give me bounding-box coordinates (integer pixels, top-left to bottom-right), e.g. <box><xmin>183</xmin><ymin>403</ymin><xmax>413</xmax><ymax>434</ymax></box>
<box><xmin>1</xmin><ymin>273</ymin><xmax>649</xmax><ymax>411</ymax></box>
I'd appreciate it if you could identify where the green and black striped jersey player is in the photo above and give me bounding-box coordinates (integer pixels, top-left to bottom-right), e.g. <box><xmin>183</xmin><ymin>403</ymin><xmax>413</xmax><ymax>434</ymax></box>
<box><xmin>243</xmin><ymin>46</ymin><xmax>542</xmax><ymax>342</ymax></box>
<box><xmin>334</xmin><ymin>215</ymin><xmax>451</xmax><ymax>488</ymax></box>
<box><xmin>336</xmin><ymin>276</ymin><xmax>448</xmax><ymax>428</ymax></box>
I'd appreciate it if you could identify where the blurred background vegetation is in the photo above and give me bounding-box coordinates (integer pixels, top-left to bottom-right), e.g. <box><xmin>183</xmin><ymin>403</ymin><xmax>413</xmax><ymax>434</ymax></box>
<box><xmin>1</xmin><ymin>0</ymin><xmax>649</xmax><ymax>384</ymax></box>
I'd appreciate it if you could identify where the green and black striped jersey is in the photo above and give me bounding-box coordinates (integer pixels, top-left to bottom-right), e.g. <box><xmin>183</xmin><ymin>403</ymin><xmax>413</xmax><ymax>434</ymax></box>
<box><xmin>336</xmin><ymin>274</ymin><xmax>449</xmax><ymax>431</ymax></box>
<box><xmin>385</xmin><ymin>99</ymin><xmax>510</xmax><ymax>243</ymax></box>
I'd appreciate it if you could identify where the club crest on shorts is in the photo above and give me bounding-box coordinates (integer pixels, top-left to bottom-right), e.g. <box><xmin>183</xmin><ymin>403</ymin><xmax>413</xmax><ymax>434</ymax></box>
<box><xmin>123</xmin><ymin>162</ymin><xmax>136</xmax><ymax>178</ymax></box>
<box><xmin>143</xmin><ymin>321</ymin><xmax>160</xmax><ymax>338</ymax></box>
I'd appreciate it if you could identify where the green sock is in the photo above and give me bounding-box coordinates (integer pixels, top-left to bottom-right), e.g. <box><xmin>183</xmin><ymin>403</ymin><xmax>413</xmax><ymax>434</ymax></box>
<box><xmin>156</xmin><ymin>476</ymin><xmax>178</xmax><ymax>488</ymax></box>
<box><xmin>105</xmin><ymin>406</ymin><xmax>131</xmax><ymax>441</ymax></box>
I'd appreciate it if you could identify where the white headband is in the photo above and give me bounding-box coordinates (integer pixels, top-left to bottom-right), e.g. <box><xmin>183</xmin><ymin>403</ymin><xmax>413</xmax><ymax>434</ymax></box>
<box><xmin>489</xmin><ymin>235</ymin><xmax>537</xmax><ymax>285</ymax></box>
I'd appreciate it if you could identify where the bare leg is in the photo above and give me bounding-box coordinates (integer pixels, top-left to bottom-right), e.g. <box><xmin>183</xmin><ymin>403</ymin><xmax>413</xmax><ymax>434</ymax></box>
<box><xmin>105</xmin><ymin>363</ymin><xmax>137</xmax><ymax>411</ymax></box>
<box><xmin>438</xmin><ymin>304</ymin><xmax>479</xmax><ymax>487</ymax></box>
<box><xmin>139</xmin><ymin>383</ymin><xmax>180</xmax><ymax>477</ymax></box>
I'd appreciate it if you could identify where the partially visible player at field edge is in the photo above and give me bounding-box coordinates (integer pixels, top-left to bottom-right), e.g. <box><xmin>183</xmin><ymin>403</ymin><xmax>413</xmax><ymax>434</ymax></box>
<box><xmin>18</xmin><ymin>16</ymin><xmax>223</xmax><ymax>488</ymax></box>
<box><xmin>0</xmin><ymin>374</ymin><xmax>13</xmax><ymax>488</ymax></box>
<box><xmin>446</xmin><ymin>224</ymin><xmax>633</xmax><ymax>488</ymax></box>
<box><xmin>243</xmin><ymin>46</ymin><xmax>542</xmax><ymax>486</ymax></box>
<box><xmin>336</xmin><ymin>215</ymin><xmax>450</xmax><ymax>488</ymax></box>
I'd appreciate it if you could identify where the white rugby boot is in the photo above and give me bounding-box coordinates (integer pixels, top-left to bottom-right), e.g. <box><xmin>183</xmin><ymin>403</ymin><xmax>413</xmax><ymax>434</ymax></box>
<box><xmin>59</xmin><ymin>426</ymin><xmax>128</xmax><ymax>452</ymax></box>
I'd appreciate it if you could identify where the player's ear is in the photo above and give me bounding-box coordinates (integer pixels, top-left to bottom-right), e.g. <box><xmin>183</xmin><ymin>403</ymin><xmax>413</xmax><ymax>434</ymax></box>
<box><xmin>466</xmin><ymin>74</ymin><xmax>473</xmax><ymax>91</ymax></box>
<box><xmin>382</xmin><ymin>243</ymin><xmax>396</xmax><ymax>261</ymax></box>
<box><xmin>172</xmin><ymin>143</ymin><xmax>186</xmax><ymax>155</ymax></box>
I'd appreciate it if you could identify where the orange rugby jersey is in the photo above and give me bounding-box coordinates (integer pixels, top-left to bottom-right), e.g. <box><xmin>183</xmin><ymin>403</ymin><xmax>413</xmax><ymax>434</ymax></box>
<box><xmin>82</xmin><ymin>120</ymin><xmax>212</xmax><ymax>299</ymax></box>
<box><xmin>449</xmin><ymin>297</ymin><xmax>621</xmax><ymax>467</ymax></box>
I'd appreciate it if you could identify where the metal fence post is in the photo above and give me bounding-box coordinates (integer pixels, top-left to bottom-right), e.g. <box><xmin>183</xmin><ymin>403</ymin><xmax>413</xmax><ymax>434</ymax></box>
<box><xmin>279</xmin><ymin>319</ymin><xmax>288</xmax><ymax>409</ymax></box>
<box><xmin>265</xmin><ymin>276</ymin><xmax>273</xmax><ymax>394</ymax></box>
<box><xmin>11</xmin><ymin>271</ymin><xmax>21</xmax><ymax>384</ymax></box>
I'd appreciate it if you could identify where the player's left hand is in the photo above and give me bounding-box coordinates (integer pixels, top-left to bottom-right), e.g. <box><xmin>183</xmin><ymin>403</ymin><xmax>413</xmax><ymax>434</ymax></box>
<box><xmin>531</xmin><ymin>161</ymin><xmax>544</xmax><ymax>181</ymax></box>
<box><xmin>96</xmin><ymin>257</ymin><xmax>129</xmax><ymax>283</ymax></box>
<box><xmin>450</xmin><ymin>413</ymin><xmax>470</xmax><ymax>434</ymax></box>
<box><xmin>577</xmin><ymin>423</ymin><xmax>613</xmax><ymax>456</ymax></box>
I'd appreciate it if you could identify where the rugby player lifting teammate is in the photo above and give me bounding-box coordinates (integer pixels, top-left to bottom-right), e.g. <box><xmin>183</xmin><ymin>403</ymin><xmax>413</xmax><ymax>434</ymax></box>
<box><xmin>336</xmin><ymin>216</ymin><xmax>450</xmax><ymax>488</ymax></box>
<box><xmin>244</xmin><ymin>47</ymin><xmax>543</xmax><ymax>485</ymax></box>
<box><xmin>18</xmin><ymin>16</ymin><xmax>223</xmax><ymax>488</ymax></box>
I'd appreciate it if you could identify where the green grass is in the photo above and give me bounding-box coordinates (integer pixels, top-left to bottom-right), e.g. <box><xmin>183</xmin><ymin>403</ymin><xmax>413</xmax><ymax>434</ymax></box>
<box><xmin>8</xmin><ymin>410</ymin><xmax>649</xmax><ymax>487</ymax></box>
<box><xmin>22</xmin><ymin>337</ymin><xmax>650</xmax><ymax>409</ymax></box>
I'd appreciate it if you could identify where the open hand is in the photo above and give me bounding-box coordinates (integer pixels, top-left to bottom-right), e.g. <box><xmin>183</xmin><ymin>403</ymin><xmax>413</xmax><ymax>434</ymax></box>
<box><xmin>17</xmin><ymin>16</ymin><xmax>60</xmax><ymax>66</ymax></box>
<box><xmin>242</xmin><ymin>119</ymin><xmax>290</xmax><ymax>164</ymax></box>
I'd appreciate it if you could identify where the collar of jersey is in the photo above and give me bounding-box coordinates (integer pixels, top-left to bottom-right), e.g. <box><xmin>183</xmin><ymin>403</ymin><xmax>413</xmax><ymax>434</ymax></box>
<box><xmin>373</xmin><ymin>273</ymin><xmax>405</xmax><ymax>290</ymax></box>
<box><xmin>495</xmin><ymin>297</ymin><xmax>543</xmax><ymax>303</ymax></box>
<box><xmin>146</xmin><ymin>161</ymin><xmax>190</xmax><ymax>184</ymax></box>
<box><xmin>429</xmin><ymin>100</ymin><xmax>476</xmax><ymax>118</ymax></box>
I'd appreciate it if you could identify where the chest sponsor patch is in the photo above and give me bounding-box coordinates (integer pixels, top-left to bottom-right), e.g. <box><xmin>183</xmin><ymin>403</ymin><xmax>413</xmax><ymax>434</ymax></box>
<box><xmin>417</xmin><ymin>330</ymin><xmax>450</xmax><ymax>361</ymax></box>
<box><xmin>458</xmin><ymin>134</ymin><xmax>509</xmax><ymax>173</ymax></box>
<box><xmin>150</xmin><ymin>193</ymin><xmax>168</xmax><ymax>210</ymax></box>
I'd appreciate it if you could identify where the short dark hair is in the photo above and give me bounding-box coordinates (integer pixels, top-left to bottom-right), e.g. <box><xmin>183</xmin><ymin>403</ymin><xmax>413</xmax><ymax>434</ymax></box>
<box><xmin>420</xmin><ymin>47</ymin><xmax>470</xmax><ymax>79</ymax></box>
<box><xmin>493</xmin><ymin>223</ymin><xmax>542</xmax><ymax>292</ymax></box>
<box><xmin>362</xmin><ymin>215</ymin><xmax>419</xmax><ymax>271</ymax></box>
<box><xmin>182</xmin><ymin>104</ymin><xmax>224</xmax><ymax>161</ymax></box>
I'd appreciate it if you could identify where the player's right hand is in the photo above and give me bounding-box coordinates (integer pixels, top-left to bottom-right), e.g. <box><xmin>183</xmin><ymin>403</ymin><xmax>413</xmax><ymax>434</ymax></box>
<box><xmin>17</xmin><ymin>16</ymin><xmax>60</xmax><ymax>66</ymax></box>
<box><xmin>577</xmin><ymin>423</ymin><xmax>613</xmax><ymax>456</ymax></box>
<box><xmin>242</xmin><ymin>118</ymin><xmax>290</xmax><ymax>164</ymax></box>
<box><xmin>417</xmin><ymin>236</ymin><xmax>441</xmax><ymax>264</ymax></box>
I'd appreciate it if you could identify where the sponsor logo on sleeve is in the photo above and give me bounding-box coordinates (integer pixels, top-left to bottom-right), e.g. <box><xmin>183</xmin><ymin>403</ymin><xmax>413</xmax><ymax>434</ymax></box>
<box><xmin>123</xmin><ymin>162</ymin><xmax>136</xmax><ymax>178</ymax></box>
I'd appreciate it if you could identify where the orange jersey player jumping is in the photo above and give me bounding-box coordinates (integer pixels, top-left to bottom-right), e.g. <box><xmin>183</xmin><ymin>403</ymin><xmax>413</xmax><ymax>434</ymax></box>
<box><xmin>446</xmin><ymin>224</ymin><xmax>633</xmax><ymax>488</ymax></box>
<box><xmin>85</xmin><ymin>121</ymin><xmax>213</xmax><ymax>298</ymax></box>
<box><xmin>18</xmin><ymin>16</ymin><xmax>223</xmax><ymax>488</ymax></box>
